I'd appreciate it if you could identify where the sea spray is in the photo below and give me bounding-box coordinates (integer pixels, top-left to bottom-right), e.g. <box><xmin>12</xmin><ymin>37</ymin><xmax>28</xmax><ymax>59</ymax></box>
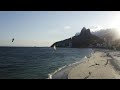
<box><xmin>48</xmin><ymin>74</ymin><xmax>52</xmax><ymax>79</ymax></box>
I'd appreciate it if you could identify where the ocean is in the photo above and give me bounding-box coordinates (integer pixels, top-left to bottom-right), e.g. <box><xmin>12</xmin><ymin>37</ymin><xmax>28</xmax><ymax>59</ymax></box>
<box><xmin>0</xmin><ymin>47</ymin><xmax>92</xmax><ymax>79</ymax></box>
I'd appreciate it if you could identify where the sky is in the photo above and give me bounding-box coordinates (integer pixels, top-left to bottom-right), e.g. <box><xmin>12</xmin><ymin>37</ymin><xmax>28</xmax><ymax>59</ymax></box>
<box><xmin>0</xmin><ymin>11</ymin><xmax>120</xmax><ymax>47</ymax></box>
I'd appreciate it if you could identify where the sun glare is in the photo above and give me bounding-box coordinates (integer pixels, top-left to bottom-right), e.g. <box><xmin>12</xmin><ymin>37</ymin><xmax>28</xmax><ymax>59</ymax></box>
<box><xmin>109</xmin><ymin>13</ymin><xmax>120</xmax><ymax>38</ymax></box>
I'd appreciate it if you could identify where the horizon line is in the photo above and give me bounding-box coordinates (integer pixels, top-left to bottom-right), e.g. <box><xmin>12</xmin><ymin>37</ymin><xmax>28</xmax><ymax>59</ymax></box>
<box><xmin>0</xmin><ymin>46</ymin><xmax>50</xmax><ymax>47</ymax></box>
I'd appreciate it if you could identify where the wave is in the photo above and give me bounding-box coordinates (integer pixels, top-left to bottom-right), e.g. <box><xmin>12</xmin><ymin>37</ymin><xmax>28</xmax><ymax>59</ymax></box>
<box><xmin>47</xmin><ymin>65</ymin><xmax>67</xmax><ymax>79</ymax></box>
<box><xmin>47</xmin><ymin>49</ymin><xmax>93</xmax><ymax>79</ymax></box>
<box><xmin>47</xmin><ymin>56</ymin><xmax>89</xmax><ymax>79</ymax></box>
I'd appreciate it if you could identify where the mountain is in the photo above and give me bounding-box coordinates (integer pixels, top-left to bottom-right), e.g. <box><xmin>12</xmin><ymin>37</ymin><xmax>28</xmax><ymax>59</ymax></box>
<box><xmin>51</xmin><ymin>38</ymin><xmax>72</xmax><ymax>48</ymax></box>
<box><xmin>92</xmin><ymin>28</ymin><xmax>118</xmax><ymax>41</ymax></box>
<box><xmin>51</xmin><ymin>27</ymin><xmax>104</xmax><ymax>48</ymax></box>
<box><xmin>91</xmin><ymin>28</ymin><xmax>120</xmax><ymax>50</ymax></box>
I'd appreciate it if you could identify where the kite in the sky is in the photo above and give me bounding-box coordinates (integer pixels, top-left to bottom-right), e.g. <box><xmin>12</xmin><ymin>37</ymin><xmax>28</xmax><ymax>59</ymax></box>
<box><xmin>12</xmin><ymin>38</ymin><xmax>14</xmax><ymax>42</ymax></box>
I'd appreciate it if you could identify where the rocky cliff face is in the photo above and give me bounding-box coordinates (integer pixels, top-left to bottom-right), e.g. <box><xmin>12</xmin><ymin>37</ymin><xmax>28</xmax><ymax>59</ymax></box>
<box><xmin>51</xmin><ymin>27</ymin><xmax>104</xmax><ymax>48</ymax></box>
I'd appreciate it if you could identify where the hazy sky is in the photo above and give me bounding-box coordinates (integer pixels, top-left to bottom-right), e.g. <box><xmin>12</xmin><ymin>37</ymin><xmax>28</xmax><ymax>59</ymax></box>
<box><xmin>0</xmin><ymin>11</ymin><xmax>120</xmax><ymax>47</ymax></box>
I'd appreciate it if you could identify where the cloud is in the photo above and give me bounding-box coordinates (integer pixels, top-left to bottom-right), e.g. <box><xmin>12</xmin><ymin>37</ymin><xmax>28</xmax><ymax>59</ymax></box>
<box><xmin>89</xmin><ymin>26</ymin><xmax>98</xmax><ymax>29</ymax></box>
<box><xmin>89</xmin><ymin>26</ymin><xmax>103</xmax><ymax>32</ymax></box>
<box><xmin>64</xmin><ymin>26</ymin><xmax>71</xmax><ymax>30</ymax></box>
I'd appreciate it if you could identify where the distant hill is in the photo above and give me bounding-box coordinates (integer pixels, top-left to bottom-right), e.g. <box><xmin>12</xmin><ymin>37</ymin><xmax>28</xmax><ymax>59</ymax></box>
<box><xmin>91</xmin><ymin>28</ymin><xmax>118</xmax><ymax>41</ymax></box>
<box><xmin>92</xmin><ymin>28</ymin><xmax>120</xmax><ymax>50</ymax></box>
<box><xmin>51</xmin><ymin>27</ymin><xmax>104</xmax><ymax>48</ymax></box>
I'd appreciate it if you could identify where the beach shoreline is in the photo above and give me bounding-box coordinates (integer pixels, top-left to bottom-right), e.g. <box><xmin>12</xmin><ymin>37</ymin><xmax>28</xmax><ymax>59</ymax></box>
<box><xmin>49</xmin><ymin>49</ymin><xmax>93</xmax><ymax>79</ymax></box>
<box><xmin>51</xmin><ymin>57</ymin><xmax>88</xmax><ymax>79</ymax></box>
<box><xmin>51</xmin><ymin>48</ymin><xmax>120</xmax><ymax>79</ymax></box>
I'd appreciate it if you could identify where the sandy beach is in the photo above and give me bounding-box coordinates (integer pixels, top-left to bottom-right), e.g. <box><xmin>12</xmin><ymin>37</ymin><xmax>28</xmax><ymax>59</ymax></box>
<box><xmin>52</xmin><ymin>49</ymin><xmax>120</xmax><ymax>79</ymax></box>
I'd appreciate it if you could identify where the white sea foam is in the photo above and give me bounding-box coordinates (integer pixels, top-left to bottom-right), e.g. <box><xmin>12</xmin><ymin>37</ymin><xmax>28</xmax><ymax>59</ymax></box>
<box><xmin>47</xmin><ymin>51</ymin><xmax>93</xmax><ymax>79</ymax></box>
<box><xmin>84</xmin><ymin>56</ymin><xmax>87</xmax><ymax>59</ymax></box>
<box><xmin>47</xmin><ymin>65</ymin><xmax>67</xmax><ymax>79</ymax></box>
<box><xmin>47</xmin><ymin>59</ymin><xmax>84</xmax><ymax>79</ymax></box>
<box><xmin>48</xmin><ymin>74</ymin><xmax>52</xmax><ymax>79</ymax></box>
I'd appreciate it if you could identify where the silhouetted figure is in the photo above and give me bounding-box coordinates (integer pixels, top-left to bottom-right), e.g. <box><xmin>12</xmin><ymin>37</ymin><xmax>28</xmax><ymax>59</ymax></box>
<box><xmin>105</xmin><ymin>59</ymin><xmax>108</xmax><ymax>66</ymax></box>
<box><xmin>12</xmin><ymin>38</ymin><xmax>14</xmax><ymax>42</ymax></box>
<box><xmin>84</xmin><ymin>72</ymin><xmax>92</xmax><ymax>79</ymax></box>
<box><xmin>106</xmin><ymin>53</ymin><xmax>109</xmax><ymax>56</ymax></box>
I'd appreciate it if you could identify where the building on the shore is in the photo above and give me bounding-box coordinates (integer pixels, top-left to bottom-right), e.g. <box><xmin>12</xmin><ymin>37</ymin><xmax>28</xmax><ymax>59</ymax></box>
<box><xmin>89</xmin><ymin>44</ymin><xmax>93</xmax><ymax>48</ymax></box>
<box><xmin>96</xmin><ymin>43</ymin><xmax>102</xmax><ymax>47</ymax></box>
<box><xmin>68</xmin><ymin>37</ymin><xmax>72</xmax><ymax>48</ymax></box>
<box><xmin>112</xmin><ymin>40</ymin><xmax>120</xmax><ymax>50</ymax></box>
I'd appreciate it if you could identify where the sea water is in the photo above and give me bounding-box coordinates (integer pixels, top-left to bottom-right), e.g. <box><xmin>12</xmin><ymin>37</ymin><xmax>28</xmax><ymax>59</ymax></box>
<box><xmin>0</xmin><ymin>47</ymin><xmax>92</xmax><ymax>79</ymax></box>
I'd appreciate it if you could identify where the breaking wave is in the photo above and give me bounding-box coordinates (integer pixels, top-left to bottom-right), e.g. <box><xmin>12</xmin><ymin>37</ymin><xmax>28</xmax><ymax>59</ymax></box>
<box><xmin>47</xmin><ymin>55</ymin><xmax>89</xmax><ymax>79</ymax></box>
